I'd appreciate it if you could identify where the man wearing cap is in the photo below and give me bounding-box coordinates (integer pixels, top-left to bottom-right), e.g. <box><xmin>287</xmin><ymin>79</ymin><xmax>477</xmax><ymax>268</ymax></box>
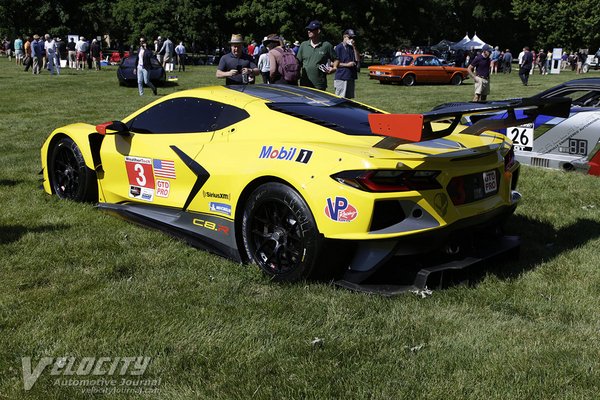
<box><xmin>467</xmin><ymin>45</ymin><xmax>492</xmax><ymax>101</ymax></box>
<box><xmin>296</xmin><ymin>20</ymin><xmax>337</xmax><ymax>91</ymax></box>
<box><xmin>334</xmin><ymin>29</ymin><xmax>360</xmax><ymax>99</ymax></box>
<box><xmin>31</xmin><ymin>35</ymin><xmax>43</xmax><ymax>74</ymax></box>
<box><xmin>216</xmin><ymin>34</ymin><xmax>259</xmax><ymax>85</ymax></box>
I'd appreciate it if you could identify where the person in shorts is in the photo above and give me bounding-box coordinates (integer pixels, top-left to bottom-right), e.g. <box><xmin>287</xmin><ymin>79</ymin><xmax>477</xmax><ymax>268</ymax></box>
<box><xmin>468</xmin><ymin>45</ymin><xmax>492</xmax><ymax>101</ymax></box>
<box><xmin>75</xmin><ymin>36</ymin><xmax>88</xmax><ymax>70</ymax></box>
<box><xmin>333</xmin><ymin>29</ymin><xmax>359</xmax><ymax>99</ymax></box>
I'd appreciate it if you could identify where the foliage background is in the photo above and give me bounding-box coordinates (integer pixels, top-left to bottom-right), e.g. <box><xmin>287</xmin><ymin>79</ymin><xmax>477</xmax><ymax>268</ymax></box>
<box><xmin>2</xmin><ymin>0</ymin><xmax>600</xmax><ymax>55</ymax></box>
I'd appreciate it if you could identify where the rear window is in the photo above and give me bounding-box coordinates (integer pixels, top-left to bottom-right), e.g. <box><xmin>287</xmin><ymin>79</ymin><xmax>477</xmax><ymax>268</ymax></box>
<box><xmin>391</xmin><ymin>56</ymin><xmax>413</xmax><ymax>66</ymax></box>
<box><xmin>267</xmin><ymin>101</ymin><xmax>381</xmax><ymax>136</ymax></box>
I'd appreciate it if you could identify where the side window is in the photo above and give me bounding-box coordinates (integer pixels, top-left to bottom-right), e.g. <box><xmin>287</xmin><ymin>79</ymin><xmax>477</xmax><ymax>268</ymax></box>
<box><xmin>127</xmin><ymin>97</ymin><xmax>250</xmax><ymax>134</ymax></box>
<box><xmin>415</xmin><ymin>57</ymin><xmax>424</xmax><ymax>66</ymax></box>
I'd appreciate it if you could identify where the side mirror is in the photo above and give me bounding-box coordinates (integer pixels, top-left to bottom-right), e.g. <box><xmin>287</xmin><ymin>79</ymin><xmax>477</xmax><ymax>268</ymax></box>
<box><xmin>96</xmin><ymin>120</ymin><xmax>129</xmax><ymax>135</ymax></box>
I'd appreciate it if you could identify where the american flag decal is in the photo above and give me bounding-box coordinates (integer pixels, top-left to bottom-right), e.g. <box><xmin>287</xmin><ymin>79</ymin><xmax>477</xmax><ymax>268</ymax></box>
<box><xmin>153</xmin><ymin>159</ymin><xmax>176</xmax><ymax>179</ymax></box>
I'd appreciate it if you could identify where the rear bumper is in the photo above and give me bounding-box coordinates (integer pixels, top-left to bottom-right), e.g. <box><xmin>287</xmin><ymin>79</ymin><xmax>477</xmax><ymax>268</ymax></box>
<box><xmin>369</xmin><ymin>74</ymin><xmax>401</xmax><ymax>81</ymax></box>
<box><xmin>334</xmin><ymin>201</ymin><xmax>520</xmax><ymax>294</ymax></box>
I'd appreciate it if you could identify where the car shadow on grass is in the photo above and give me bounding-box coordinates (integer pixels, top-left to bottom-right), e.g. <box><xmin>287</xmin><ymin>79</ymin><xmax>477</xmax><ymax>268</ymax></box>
<box><xmin>443</xmin><ymin>214</ymin><xmax>600</xmax><ymax>288</ymax></box>
<box><xmin>0</xmin><ymin>179</ymin><xmax>22</xmax><ymax>187</ymax></box>
<box><xmin>0</xmin><ymin>224</ymin><xmax>70</xmax><ymax>245</ymax></box>
<box><xmin>349</xmin><ymin>215</ymin><xmax>600</xmax><ymax>293</ymax></box>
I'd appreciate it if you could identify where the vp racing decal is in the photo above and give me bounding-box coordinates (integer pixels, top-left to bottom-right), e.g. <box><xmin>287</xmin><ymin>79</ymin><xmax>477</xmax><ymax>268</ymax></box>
<box><xmin>325</xmin><ymin>197</ymin><xmax>358</xmax><ymax>222</ymax></box>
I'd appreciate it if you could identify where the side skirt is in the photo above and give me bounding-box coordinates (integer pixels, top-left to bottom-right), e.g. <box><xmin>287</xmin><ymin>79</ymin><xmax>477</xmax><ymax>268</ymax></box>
<box><xmin>98</xmin><ymin>202</ymin><xmax>241</xmax><ymax>262</ymax></box>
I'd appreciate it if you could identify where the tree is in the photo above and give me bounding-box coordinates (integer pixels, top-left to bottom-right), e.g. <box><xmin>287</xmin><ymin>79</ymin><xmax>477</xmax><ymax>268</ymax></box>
<box><xmin>512</xmin><ymin>0</ymin><xmax>600</xmax><ymax>50</ymax></box>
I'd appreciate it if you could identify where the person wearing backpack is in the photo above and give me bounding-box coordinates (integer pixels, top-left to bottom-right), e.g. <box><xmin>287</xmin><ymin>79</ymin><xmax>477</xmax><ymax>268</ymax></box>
<box><xmin>334</xmin><ymin>29</ymin><xmax>360</xmax><ymax>99</ymax></box>
<box><xmin>268</xmin><ymin>35</ymin><xmax>300</xmax><ymax>85</ymax></box>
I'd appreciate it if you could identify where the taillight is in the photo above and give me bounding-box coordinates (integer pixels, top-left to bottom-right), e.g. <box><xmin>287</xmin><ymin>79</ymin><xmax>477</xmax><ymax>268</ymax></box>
<box><xmin>504</xmin><ymin>146</ymin><xmax>515</xmax><ymax>171</ymax></box>
<box><xmin>332</xmin><ymin>170</ymin><xmax>441</xmax><ymax>192</ymax></box>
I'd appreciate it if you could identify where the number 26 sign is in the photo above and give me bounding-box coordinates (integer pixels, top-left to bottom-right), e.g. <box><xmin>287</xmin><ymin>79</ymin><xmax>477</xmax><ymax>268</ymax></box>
<box><xmin>507</xmin><ymin>123</ymin><xmax>534</xmax><ymax>152</ymax></box>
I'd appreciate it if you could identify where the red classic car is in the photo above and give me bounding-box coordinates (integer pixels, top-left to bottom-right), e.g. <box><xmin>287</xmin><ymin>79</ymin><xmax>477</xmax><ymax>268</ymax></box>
<box><xmin>368</xmin><ymin>54</ymin><xmax>469</xmax><ymax>86</ymax></box>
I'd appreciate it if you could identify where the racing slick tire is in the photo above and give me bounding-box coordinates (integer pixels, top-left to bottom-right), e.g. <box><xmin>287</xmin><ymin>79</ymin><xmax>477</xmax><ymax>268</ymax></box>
<box><xmin>48</xmin><ymin>137</ymin><xmax>98</xmax><ymax>202</ymax></box>
<box><xmin>242</xmin><ymin>182</ymin><xmax>322</xmax><ymax>283</ymax></box>
<box><xmin>402</xmin><ymin>74</ymin><xmax>416</xmax><ymax>86</ymax></box>
<box><xmin>451</xmin><ymin>74</ymin><xmax>463</xmax><ymax>85</ymax></box>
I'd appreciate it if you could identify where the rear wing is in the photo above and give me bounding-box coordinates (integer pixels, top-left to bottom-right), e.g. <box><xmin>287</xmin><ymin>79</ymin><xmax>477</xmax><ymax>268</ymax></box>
<box><xmin>369</xmin><ymin>97</ymin><xmax>571</xmax><ymax>150</ymax></box>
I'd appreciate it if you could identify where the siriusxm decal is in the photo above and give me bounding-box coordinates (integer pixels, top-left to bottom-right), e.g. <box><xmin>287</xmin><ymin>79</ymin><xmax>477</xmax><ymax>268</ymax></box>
<box><xmin>259</xmin><ymin>146</ymin><xmax>313</xmax><ymax>163</ymax></box>
<box><xmin>325</xmin><ymin>197</ymin><xmax>358</xmax><ymax>222</ymax></box>
<box><xmin>209</xmin><ymin>202</ymin><xmax>232</xmax><ymax>216</ymax></box>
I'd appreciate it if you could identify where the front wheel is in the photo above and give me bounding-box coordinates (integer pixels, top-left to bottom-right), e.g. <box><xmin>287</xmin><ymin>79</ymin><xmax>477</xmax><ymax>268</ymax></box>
<box><xmin>48</xmin><ymin>137</ymin><xmax>98</xmax><ymax>202</ymax></box>
<box><xmin>242</xmin><ymin>183</ymin><xmax>322</xmax><ymax>282</ymax></box>
<box><xmin>451</xmin><ymin>74</ymin><xmax>463</xmax><ymax>85</ymax></box>
<box><xmin>402</xmin><ymin>74</ymin><xmax>415</xmax><ymax>86</ymax></box>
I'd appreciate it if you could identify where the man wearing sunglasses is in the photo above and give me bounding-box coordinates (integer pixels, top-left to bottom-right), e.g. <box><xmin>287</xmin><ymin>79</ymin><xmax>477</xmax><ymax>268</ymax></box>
<box><xmin>134</xmin><ymin>38</ymin><xmax>158</xmax><ymax>96</ymax></box>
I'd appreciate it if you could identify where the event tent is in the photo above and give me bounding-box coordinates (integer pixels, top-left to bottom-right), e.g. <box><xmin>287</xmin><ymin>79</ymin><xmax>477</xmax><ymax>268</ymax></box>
<box><xmin>451</xmin><ymin>33</ymin><xmax>487</xmax><ymax>50</ymax></box>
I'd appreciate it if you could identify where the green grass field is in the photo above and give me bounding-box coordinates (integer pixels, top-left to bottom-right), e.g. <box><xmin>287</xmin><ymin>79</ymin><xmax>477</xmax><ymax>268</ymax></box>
<box><xmin>1</xmin><ymin>59</ymin><xmax>600</xmax><ymax>399</ymax></box>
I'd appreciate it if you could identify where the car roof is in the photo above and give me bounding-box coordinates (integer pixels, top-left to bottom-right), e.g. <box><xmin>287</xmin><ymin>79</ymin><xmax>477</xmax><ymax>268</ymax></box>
<box><xmin>535</xmin><ymin>78</ymin><xmax>600</xmax><ymax>98</ymax></box>
<box><xmin>226</xmin><ymin>84</ymin><xmax>346</xmax><ymax>106</ymax></box>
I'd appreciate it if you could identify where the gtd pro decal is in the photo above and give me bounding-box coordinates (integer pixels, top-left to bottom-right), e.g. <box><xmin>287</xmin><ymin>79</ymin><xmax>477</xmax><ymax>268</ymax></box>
<box><xmin>325</xmin><ymin>197</ymin><xmax>358</xmax><ymax>222</ymax></box>
<box><xmin>259</xmin><ymin>146</ymin><xmax>313</xmax><ymax>163</ymax></box>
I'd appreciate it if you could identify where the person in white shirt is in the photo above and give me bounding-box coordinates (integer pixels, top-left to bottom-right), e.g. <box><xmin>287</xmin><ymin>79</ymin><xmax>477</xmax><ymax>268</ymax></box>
<box><xmin>44</xmin><ymin>34</ymin><xmax>59</xmax><ymax>75</ymax></box>
<box><xmin>175</xmin><ymin>41</ymin><xmax>186</xmax><ymax>72</ymax></box>
<box><xmin>75</xmin><ymin>36</ymin><xmax>88</xmax><ymax>70</ymax></box>
<box><xmin>257</xmin><ymin>44</ymin><xmax>271</xmax><ymax>83</ymax></box>
<box><xmin>134</xmin><ymin>37</ymin><xmax>157</xmax><ymax>96</ymax></box>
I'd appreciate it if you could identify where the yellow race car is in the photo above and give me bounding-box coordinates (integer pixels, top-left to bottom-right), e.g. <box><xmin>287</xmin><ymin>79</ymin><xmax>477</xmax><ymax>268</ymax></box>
<box><xmin>40</xmin><ymin>85</ymin><xmax>569</xmax><ymax>294</ymax></box>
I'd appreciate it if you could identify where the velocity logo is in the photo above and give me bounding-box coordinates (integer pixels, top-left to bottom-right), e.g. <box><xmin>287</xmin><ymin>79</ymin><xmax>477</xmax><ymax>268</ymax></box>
<box><xmin>21</xmin><ymin>356</ymin><xmax>151</xmax><ymax>390</ymax></box>
<box><xmin>325</xmin><ymin>197</ymin><xmax>358</xmax><ymax>222</ymax></box>
<box><xmin>259</xmin><ymin>146</ymin><xmax>313</xmax><ymax>163</ymax></box>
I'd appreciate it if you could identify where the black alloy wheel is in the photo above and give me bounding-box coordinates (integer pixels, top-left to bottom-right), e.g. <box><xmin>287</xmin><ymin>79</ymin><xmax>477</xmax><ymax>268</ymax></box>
<box><xmin>49</xmin><ymin>137</ymin><xmax>97</xmax><ymax>202</ymax></box>
<box><xmin>242</xmin><ymin>183</ymin><xmax>321</xmax><ymax>282</ymax></box>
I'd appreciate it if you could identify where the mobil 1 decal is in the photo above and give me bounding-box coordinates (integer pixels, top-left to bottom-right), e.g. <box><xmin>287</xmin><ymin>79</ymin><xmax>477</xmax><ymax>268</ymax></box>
<box><xmin>259</xmin><ymin>145</ymin><xmax>313</xmax><ymax>164</ymax></box>
<box><xmin>325</xmin><ymin>197</ymin><xmax>358</xmax><ymax>222</ymax></box>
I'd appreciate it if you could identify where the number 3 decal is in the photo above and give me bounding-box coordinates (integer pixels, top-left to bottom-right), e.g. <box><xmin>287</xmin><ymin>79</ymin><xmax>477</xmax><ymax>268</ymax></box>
<box><xmin>134</xmin><ymin>163</ymin><xmax>147</xmax><ymax>186</ymax></box>
<box><xmin>125</xmin><ymin>157</ymin><xmax>155</xmax><ymax>189</ymax></box>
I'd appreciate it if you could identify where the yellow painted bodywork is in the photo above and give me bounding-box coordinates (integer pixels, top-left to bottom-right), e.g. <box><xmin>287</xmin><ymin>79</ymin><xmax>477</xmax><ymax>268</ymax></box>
<box><xmin>41</xmin><ymin>86</ymin><xmax>516</xmax><ymax>241</ymax></box>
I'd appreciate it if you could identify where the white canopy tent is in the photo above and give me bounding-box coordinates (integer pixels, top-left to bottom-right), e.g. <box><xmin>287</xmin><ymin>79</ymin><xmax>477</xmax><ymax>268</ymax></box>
<box><xmin>451</xmin><ymin>33</ymin><xmax>487</xmax><ymax>50</ymax></box>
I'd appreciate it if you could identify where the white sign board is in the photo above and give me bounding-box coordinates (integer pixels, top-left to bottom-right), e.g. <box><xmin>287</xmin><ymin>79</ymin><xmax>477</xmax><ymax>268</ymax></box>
<box><xmin>551</xmin><ymin>48</ymin><xmax>562</xmax><ymax>74</ymax></box>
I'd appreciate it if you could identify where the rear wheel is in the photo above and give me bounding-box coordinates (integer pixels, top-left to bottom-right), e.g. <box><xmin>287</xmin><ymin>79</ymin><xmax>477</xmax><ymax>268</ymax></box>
<box><xmin>242</xmin><ymin>183</ymin><xmax>322</xmax><ymax>282</ymax></box>
<box><xmin>451</xmin><ymin>74</ymin><xmax>463</xmax><ymax>85</ymax></box>
<box><xmin>402</xmin><ymin>74</ymin><xmax>415</xmax><ymax>86</ymax></box>
<box><xmin>48</xmin><ymin>137</ymin><xmax>97</xmax><ymax>202</ymax></box>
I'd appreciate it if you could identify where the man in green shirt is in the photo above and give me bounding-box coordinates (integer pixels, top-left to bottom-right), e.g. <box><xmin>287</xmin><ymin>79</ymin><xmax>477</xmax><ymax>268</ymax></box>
<box><xmin>296</xmin><ymin>20</ymin><xmax>337</xmax><ymax>91</ymax></box>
